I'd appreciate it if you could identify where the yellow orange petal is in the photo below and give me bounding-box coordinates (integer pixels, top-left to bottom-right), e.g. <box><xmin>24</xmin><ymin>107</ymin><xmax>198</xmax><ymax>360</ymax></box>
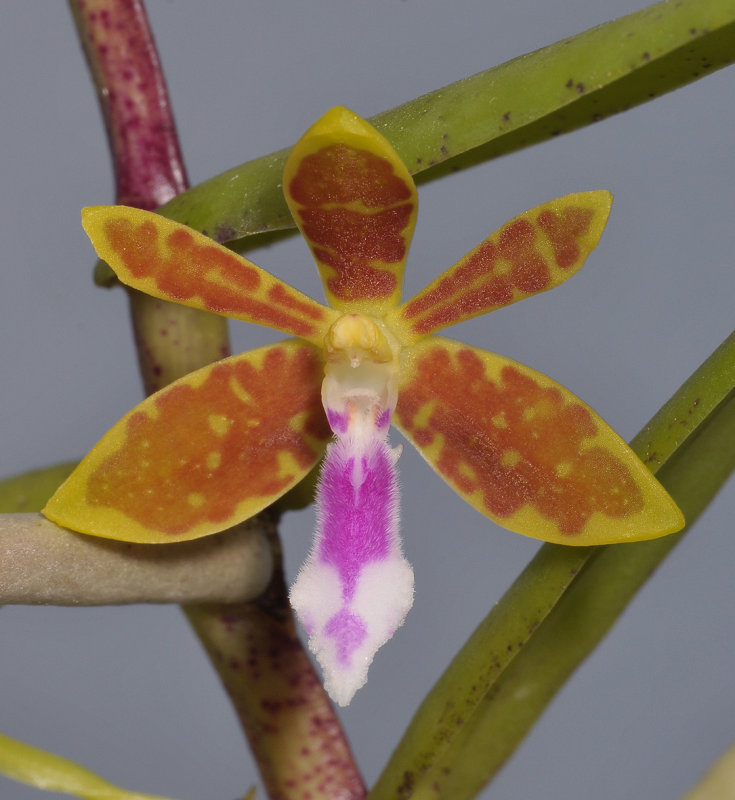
<box><xmin>82</xmin><ymin>206</ymin><xmax>336</xmax><ymax>346</ymax></box>
<box><xmin>283</xmin><ymin>106</ymin><xmax>417</xmax><ymax>314</ymax></box>
<box><xmin>44</xmin><ymin>341</ymin><xmax>330</xmax><ymax>543</ymax></box>
<box><xmin>394</xmin><ymin>337</ymin><xmax>684</xmax><ymax>544</ymax></box>
<box><xmin>388</xmin><ymin>192</ymin><xmax>612</xmax><ymax>343</ymax></box>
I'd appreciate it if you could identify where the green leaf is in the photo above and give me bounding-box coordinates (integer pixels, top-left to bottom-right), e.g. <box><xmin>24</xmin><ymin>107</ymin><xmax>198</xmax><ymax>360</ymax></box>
<box><xmin>369</xmin><ymin>331</ymin><xmax>735</xmax><ymax>800</ymax></box>
<box><xmin>682</xmin><ymin>743</ymin><xmax>735</xmax><ymax>800</ymax></box>
<box><xmin>156</xmin><ymin>0</ymin><xmax>735</xmax><ymax>243</ymax></box>
<box><xmin>0</xmin><ymin>732</ymin><xmax>181</xmax><ymax>800</ymax></box>
<box><xmin>0</xmin><ymin>463</ymin><xmax>76</xmax><ymax>513</ymax></box>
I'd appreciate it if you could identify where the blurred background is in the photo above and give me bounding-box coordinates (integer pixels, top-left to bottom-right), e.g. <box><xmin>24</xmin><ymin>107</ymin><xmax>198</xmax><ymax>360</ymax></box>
<box><xmin>1</xmin><ymin>2</ymin><xmax>733</xmax><ymax>798</ymax></box>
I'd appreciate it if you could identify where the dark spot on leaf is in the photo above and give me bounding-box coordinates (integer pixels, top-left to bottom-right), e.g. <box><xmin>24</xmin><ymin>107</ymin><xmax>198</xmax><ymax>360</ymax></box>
<box><xmin>214</xmin><ymin>224</ymin><xmax>238</xmax><ymax>244</ymax></box>
<box><xmin>398</xmin><ymin>770</ymin><xmax>415</xmax><ymax>796</ymax></box>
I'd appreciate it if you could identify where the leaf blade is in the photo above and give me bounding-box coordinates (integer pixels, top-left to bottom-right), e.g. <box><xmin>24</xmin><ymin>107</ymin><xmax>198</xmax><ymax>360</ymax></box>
<box><xmin>0</xmin><ymin>731</ymin><xmax>181</xmax><ymax>800</ymax></box>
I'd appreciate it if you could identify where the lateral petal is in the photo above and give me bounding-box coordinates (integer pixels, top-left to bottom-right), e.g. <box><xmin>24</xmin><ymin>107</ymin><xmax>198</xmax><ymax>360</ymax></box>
<box><xmin>44</xmin><ymin>340</ymin><xmax>331</xmax><ymax>543</ymax></box>
<box><xmin>387</xmin><ymin>192</ymin><xmax>612</xmax><ymax>343</ymax></box>
<box><xmin>283</xmin><ymin>106</ymin><xmax>418</xmax><ymax>315</ymax></box>
<box><xmin>394</xmin><ymin>337</ymin><xmax>684</xmax><ymax>545</ymax></box>
<box><xmin>82</xmin><ymin>206</ymin><xmax>336</xmax><ymax>346</ymax></box>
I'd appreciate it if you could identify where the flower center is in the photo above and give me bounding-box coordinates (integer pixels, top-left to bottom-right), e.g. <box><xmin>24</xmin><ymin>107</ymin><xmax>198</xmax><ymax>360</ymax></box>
<box><xmin>322</xmin><ymin>314</ymin><xmax>401</xmax><ymax>439</ymax></box>
<box><xmin>325</xmin><ymin>313</ymin><xmax>394</xmax><ymax>365</ymax></box>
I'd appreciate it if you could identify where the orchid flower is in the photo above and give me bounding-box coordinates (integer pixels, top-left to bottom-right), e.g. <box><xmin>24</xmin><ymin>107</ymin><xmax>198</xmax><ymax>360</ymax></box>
<box><xmin>44</xmin><ymin>107</ymin><xmax>684</xmax><ymax>706</ymax></box>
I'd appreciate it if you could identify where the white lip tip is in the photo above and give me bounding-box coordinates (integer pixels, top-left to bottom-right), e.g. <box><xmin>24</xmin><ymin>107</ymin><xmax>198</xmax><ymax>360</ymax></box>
<box><xmin>324</xmin><ymin>677</ymin><xmax>364</xmax><ymax>707</ymax></box>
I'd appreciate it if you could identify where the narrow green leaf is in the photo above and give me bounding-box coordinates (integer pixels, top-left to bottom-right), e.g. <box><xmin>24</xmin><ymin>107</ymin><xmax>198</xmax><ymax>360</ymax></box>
<box><xmin>156</xmin><ymin>0</ymin><xmax>735</xmax><ymax>243</ymax></box>
<box><xmin>682</xmin><ymin>743</ymin><xmax>735</xmax><ymax>800</ymax></box>
<box><xmin>370</xmin><ymin>330</ymin><xmax>735</xmax><ymax>800</ymax></box>
<box><xmin>0</xmin><ymin>463</ymin><xmax>76</xmax><ymax>513</ymax></box>
<box><xmin>0</xmin><ymin>732</ymin><xmax>181</xmax><ymax>800</ymax></box>
<box><xmin>631</xmin><ymin>330</ymin><xmax>735</xmax><ymax>470</ymax></box>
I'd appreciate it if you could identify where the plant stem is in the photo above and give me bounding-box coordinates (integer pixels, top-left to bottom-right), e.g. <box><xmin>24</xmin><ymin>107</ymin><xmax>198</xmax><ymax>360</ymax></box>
<box><xmin>70</xmin><ymin>0</ymin><xmax>230</xmax><ymax>393</ymax></box>
<box><xmin>185</xmin><ymin>517</ymin><xmax>366</xmax><ymax>800</ymax></box>
<box><xmin>70</xmin><ymin>0</ymin><xmax>187</xmax><ymax>209</ymax></box>
<box><xmin>0</xmin><ymin>513</ymin><xmax>272</xmax><ymax>606</ymax></box>
<box><xmin>70</xmin><ymin>2</ymin><xmax>365</xmax><ymax>796</ymax></box>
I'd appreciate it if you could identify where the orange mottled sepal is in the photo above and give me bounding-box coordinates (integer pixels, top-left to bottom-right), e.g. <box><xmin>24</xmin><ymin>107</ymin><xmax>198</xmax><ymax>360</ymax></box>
<box><xmin>283</xmin><ymin>106</ymin><xmax>418</xmax><ymax>315</ymax></box>
<box><xmin>82</xmin><ymin>206</ymin><xmax>336</xmax><ymax>346</ymax></box>
<box><xmin>394</xmin><ymin>337</ymin><xmax>683</xmax><ymax>545</ymax></box>
<box><xmin>387</xmin><ymin>192</ymin><xmax>612</xmax><ymax>343</ymax></box>
<box><xmin>44</xmin><ymin>341</ymin><xmax>331</xmax><ymax>543</ymax></box>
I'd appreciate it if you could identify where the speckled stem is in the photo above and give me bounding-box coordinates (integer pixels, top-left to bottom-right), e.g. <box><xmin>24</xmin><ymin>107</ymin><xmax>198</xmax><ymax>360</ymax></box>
<box><xmin>72</xmin><ymin>2</ymin><xmax>364</xmax><ymax>796</ymax></box>
<box><xmin>127</xmin><ymin>288</ymin><xmax>232</xmax><ymax>394</ymax></box>
<box><xmin>185</xmin><ymin>518</ymin><xmax>366</xmax><ymax>800</ymax></box>
<box><xmin>70</xmin><ymin>0</ymin><xmax>231</xmax><ymax>393</ymax></box>
<box><xmin>70</xmin><ymin>0</ymin><xmax>187</xmax><ymax>209</ymax></box>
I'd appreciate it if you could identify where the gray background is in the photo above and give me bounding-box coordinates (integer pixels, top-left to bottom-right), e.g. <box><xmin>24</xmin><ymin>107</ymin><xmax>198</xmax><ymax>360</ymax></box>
<box><xmin>1</xmin><ymin>2</ymin><xmax>734</xmax><ymax>799</ymax></box>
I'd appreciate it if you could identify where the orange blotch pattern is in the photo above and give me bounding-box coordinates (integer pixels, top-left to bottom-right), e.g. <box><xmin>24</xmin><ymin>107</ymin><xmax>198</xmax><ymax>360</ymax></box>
<box><xmin>396</xmin><ymin>344</ymin><xmax>643</xmax><ymax>535</ymax></box>
<box><xmin>537</xmin><ymin>206</ymin><xmax>592</xmax><ymax>269</ymax></box>
<box><xmin>288</xmin><ymin>144</ymin><xmax>415</xmax><ymax>303</ymax></box>
<box><xmin>104</xmin><ymin>217</ymin><xmax>325</xmax><ymax>338</ymax></box>
<box><xmin>85</xmin><ymin>345</ymin><xmax>331</xmax><ymax>535</ymax></box>
<box><xmin>400</xmin><ymin>207</ymin><xmax>594</xmax><ymax>336</ymax></box>
<box><xmin>288</xmin><ymin>143</ymin><xmax>413</xmax><ymax>208</ymax></box>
